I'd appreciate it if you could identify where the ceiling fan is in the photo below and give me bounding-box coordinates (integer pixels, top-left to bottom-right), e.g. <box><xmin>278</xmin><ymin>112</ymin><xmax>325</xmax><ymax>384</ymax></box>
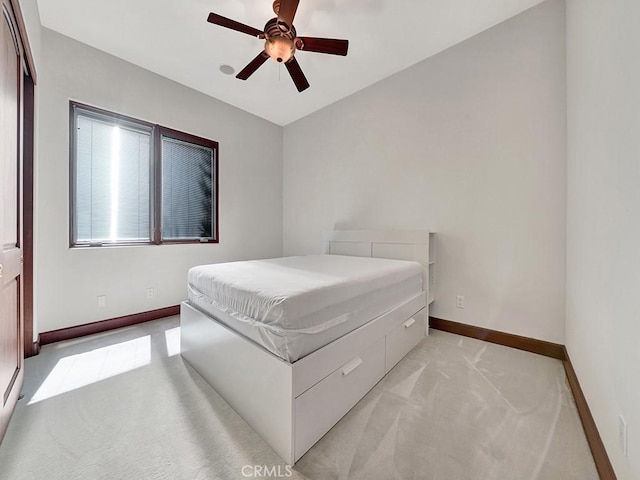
<box><xmin>207</xmin><ymin>0</ymin><xmax>349</xmax><ymax>92</ymax></box>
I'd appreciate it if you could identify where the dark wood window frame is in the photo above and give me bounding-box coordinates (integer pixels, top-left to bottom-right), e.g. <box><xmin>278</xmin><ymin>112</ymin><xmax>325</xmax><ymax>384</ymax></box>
<box><xmin>69</xmin><ymin>101</ymin><xmax>219</xmax><ymax>247</ymax></box>
<box><xmin>155</xmin><ymin>125</ymin><xmax>219</xmax><ymax>245</ymax></box>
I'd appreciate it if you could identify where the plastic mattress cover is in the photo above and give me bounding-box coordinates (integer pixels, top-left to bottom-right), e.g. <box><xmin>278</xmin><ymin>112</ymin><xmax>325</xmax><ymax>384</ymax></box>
<box><xmin>187</xmin><ymin>254</ymin><xmax>423</xmax><ymax>336</ymax></box>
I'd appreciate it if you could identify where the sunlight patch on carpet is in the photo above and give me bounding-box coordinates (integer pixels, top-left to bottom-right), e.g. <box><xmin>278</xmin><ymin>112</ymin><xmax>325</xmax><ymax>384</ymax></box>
<box><xmin>29</xmin><ymin>336</ymin><xmax>151</xmax><ymax>404</ymax></box>
<box><xmin>165</xmin><ymin>327</ymin><xmax>181</xmax><ymax>357</ymax></box>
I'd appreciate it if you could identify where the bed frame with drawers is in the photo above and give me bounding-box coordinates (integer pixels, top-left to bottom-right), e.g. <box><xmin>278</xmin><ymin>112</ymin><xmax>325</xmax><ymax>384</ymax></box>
<box><xmin>180</xmin><ymin>230</ymin><xmax>434</xmax><ymax>464</ymax></box>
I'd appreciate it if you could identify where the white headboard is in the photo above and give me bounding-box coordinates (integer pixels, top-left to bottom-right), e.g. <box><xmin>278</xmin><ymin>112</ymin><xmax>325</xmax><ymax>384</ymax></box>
<box><xmin>322</xmin><ymin>230</ymin><xmax>431</xmax><ymax>270</ymax></box>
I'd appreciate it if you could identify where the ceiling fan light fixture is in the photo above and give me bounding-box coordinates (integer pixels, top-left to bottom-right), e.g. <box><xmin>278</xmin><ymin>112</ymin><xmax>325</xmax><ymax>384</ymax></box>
<box><xmin>207</xmin><ymin>1</ymin><xmax>348</xmax><ymax>92</ymax></box>
<box><xmin>265</xmin><ymin>37</ymin><xmax>294</xmax><ymax>63</ymax></box>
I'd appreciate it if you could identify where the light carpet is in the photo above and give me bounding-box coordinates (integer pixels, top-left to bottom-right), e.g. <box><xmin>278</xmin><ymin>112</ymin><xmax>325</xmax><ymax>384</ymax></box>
<box><xmin>0</xmin><ymin>316</ymin><xmax>598</xmax><ymax>480</ymax></box>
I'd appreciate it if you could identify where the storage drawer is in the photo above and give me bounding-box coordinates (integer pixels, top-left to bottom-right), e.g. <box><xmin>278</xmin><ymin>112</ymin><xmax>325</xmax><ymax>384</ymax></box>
<box><xmin>294</xmin><ymin>337</ymin><xmax>385</xmax><ymax>461</ymax></box>
<box><xmin>385</xmin><ymin>308</ymin><xmax>426</xmax><ymax>373</ymax></box>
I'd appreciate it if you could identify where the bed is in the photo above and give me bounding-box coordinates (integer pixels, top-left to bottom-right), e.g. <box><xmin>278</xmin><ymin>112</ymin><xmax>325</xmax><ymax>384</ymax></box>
<box><xmin>180</xmin><ymin>230</ymin><xmax>435</xmax><ymax>464</ymax></box>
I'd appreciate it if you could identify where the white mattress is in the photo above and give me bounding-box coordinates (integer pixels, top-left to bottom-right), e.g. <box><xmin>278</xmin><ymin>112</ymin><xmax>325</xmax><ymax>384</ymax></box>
<box><xmin>187</xmin><ymin>254</ymin><xmax>423</xmax><ymax>362</ymax></box>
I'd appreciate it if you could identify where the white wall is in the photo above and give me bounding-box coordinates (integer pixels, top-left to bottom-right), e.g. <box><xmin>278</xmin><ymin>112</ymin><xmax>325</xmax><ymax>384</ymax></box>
<box><xmin>35</xmin><ymin>28</ymin><xmax>283</xmax><ymax>333</ymax></box>
<box><xmin>283</xmin><ymin>0</ymin><xmax>566</xmax><ymax>343</ymax></box>
<box><xmin>566</xmin><ymin>1</ymin><xmax>640</xmax><ymax>478</ymax></box>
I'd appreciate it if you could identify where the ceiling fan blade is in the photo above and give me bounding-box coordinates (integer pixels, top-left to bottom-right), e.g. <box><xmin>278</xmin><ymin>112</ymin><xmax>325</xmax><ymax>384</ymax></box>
<box><xmin>285</xmin><ymin>57</ymin><xmax>310</xmax><ymax>92</ymax></box>
<box><xmin>296</xmin><ymin>37</ymin><xmax>349</xmax><ymax>56</ymax></box>
<box><xmin>277</xmin><ymin>0</ymin><xmax>300</xmax><ymax>27</ymax></box>
<box><xmin>207</xmin><ymin>13</ymin><xmax>263</xmax><ymax>38</ymax></box>
<box><xmin>236</xmin><ymin>51</ymin><xmax>270</xmax><ymax>80</ymax></box>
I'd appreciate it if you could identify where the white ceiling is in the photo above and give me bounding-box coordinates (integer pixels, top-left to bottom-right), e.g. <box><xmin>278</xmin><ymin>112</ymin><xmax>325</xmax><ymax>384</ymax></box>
<box><xmin>36</xmin><ymin>0</ymin><xmax>546</xmax><ymax>126</ymax></box>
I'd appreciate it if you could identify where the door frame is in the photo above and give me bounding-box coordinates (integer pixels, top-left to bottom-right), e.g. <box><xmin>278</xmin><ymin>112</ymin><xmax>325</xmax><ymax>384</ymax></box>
<box><xmin>22</xmin><ymin>69</ymin><xmax>36</xmax><ymax>356</ymax></box>
<box><xmin>5</xmin><ymin>0</ymin><xmax>36</xmax><ymax>356</ymax></box>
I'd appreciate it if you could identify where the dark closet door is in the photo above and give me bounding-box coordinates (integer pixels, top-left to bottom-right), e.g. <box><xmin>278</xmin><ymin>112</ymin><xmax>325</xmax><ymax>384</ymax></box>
<box><xmin>0</xmin><ymin>0</ymin><xmax>24</xmax><ymax>443</ymax></box>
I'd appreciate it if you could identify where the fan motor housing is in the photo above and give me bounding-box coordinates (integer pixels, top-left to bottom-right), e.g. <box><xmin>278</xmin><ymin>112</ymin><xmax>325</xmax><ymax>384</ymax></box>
<box><xmin>264</xmin><ymin>18</ymin><xmax>297</xmax><ymax>63</ymax></box>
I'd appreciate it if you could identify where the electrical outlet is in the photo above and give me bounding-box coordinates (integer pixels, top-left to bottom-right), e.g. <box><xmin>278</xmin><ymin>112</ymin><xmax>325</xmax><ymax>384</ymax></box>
<box><xmin>456</xmin><ymin>295</ymin><xmax>465</xmax><ymax>308</ymax></box>
<box><xmin>97</xmin><ymin>295</ymin><xmax>106</xmax><ymax>308</ymax></box>
<box><xmin>146</xmin><ymin>288</ymin><xmax>154</xmax><ymax>299</ymax></box>
<box><xmin>619</xmin><ymin>415</ymin><xmax>628</xmax><ymax>457</ymax></box>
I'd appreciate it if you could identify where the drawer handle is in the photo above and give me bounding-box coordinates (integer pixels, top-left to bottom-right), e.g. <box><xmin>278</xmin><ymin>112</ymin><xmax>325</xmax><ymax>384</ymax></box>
<box><xmin>341</xmin><ymin>357</ymin><xmax>363</xmax><ymax>376</ymax></box>
<box><xmin>404</xmin><ymin>318</ymin><xmax>416</xmax><ymax>328</ymax></box>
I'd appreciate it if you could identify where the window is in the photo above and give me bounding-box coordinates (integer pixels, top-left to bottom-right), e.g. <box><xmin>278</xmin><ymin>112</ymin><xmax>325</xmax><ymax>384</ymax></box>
<box><xmin>159</xmin><ymin>128</ymin><xmax>215</xmax><ymax>241</ymax></box>
<box><xmin>70</xmin><ymin>102</ymin><xmax>218</xmax><ymax>246</ymax></box>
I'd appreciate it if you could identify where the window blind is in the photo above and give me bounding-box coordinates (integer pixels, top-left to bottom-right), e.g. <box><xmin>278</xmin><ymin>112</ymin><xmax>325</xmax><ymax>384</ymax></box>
<box><xmin>75</xmin><ymin>113</ymin><xmax>152</xmax><ymax>244</ymax></box>
<box><xmin>161</xmin><ymin>137</ymin><xmax>214</xmax><ymax>240</ymax></box>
